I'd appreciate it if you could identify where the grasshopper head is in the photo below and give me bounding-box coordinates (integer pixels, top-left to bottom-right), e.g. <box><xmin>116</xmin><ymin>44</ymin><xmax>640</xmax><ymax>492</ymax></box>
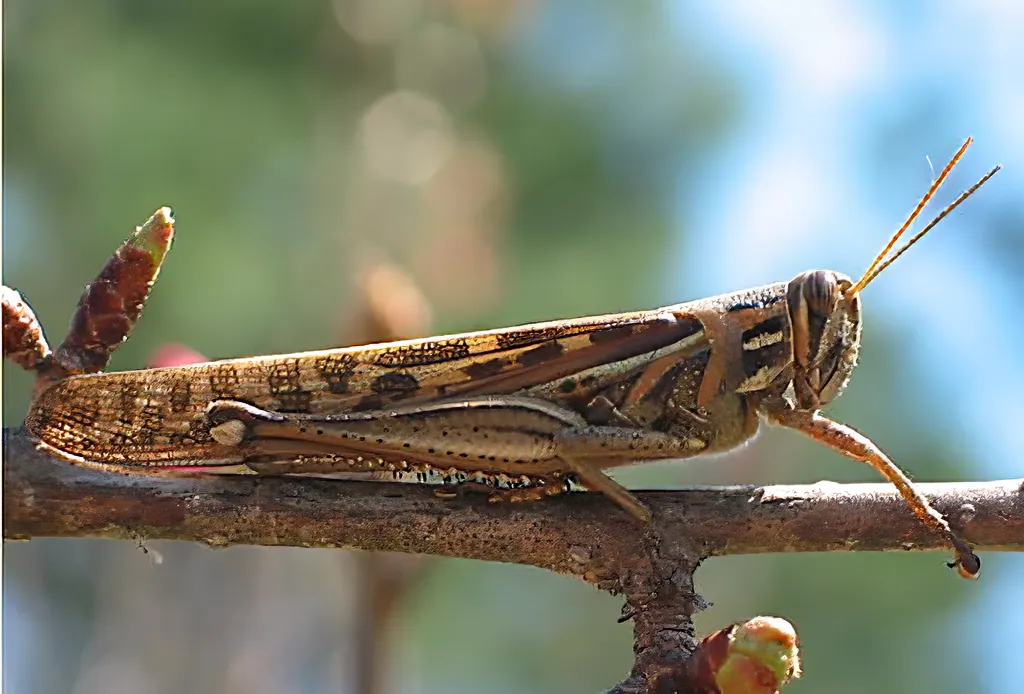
<box><xmin>784</xmin><ymin>139</ymin><xmax>1000</xmax><ymax>411</ymax></box>
<box><xmin>785</xmin><ymin>270</ymin><xmax>862</xmax><ymax>411</ymax></box>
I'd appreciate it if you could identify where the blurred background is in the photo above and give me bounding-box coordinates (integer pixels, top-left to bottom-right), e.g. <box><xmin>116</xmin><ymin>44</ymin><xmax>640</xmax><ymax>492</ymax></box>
<box><xmin>3</xmin><ymin>2</ymin><xmax>1021</xmax><ymax>693</ymax></box>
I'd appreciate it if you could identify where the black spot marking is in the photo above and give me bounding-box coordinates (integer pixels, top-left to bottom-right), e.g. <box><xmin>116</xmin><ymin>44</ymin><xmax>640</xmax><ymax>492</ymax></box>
<box><xmin>265</xmin><ymin>359</ymin><xmax>312</xmax><ymax>412</ymax></box>
<box><xmin>558</xmin><ymin>379</ymin><xmax>577</xmax><ymax>393</ymax></box>
<box><xmin>313</xmin><ymin>355</ymin><xmax>358</xmax><ymax>394</ymax></box>
<box><xmin>517</xmin><ymin>340</ymin><xmax>565</xmax><ymax>367</ymax></box>
<box><xmin>463</xmin><ymin>358</ymin><xmax>505</xmax><ymax>380</ymax></box>
<box><xmin>495</xmin><ymin>327</ymin><xmax>564</xmax><ymax>350</ymax></box>
<box><xmin>373</xmin><ymin>339</ymin><xmax>472</xmax><ymax>367</ymax></box>
<box><xmin>267</xmin><ymin>359</ymin><xmax>303</xmax><ymax>393</ymax></box>
<box><xmin>370</xmin><ymin>372</ymin><xmax>420</xmax><ymax>394</ymax></box>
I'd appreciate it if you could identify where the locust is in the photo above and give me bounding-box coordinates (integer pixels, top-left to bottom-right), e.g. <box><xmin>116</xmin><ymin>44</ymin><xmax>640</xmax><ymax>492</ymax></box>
<box><xmin>24</xmin><ymin>139</ymin><xmax>998</xmax><ymax>578</ymax></box>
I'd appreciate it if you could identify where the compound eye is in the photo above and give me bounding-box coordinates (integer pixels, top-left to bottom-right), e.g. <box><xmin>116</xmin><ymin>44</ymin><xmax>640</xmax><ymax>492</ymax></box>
<box><xmin>802</xmin><ymin>270</ymin><xmax>840</xmax><ymax>319</ymax></box>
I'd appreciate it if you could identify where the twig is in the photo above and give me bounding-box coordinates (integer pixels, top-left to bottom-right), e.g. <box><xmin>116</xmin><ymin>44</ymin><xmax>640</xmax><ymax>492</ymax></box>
<box><xmin>5</xmin><ymin>426</ymin><xmax>1021</xmax><ymax>691</ymax></box>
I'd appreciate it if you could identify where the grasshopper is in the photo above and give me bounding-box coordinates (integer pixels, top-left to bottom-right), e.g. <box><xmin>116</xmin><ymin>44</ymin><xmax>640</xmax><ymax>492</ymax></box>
<box><xmin>25</xmin><ymin>139</ymin><xmax>998</xmax><ymax>578</ymax></box>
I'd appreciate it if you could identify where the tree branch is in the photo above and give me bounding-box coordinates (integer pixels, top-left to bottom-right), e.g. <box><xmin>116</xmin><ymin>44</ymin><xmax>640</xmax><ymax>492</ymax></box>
<box><xmin>6</xmin><ymin>426</ymin><xmax>1020</xmax><ymax>559</ymax></box>
<box><xmin>5</xmin><ymin>425</ymin><xmax>1022</xmax><ymax>691</ymax></box>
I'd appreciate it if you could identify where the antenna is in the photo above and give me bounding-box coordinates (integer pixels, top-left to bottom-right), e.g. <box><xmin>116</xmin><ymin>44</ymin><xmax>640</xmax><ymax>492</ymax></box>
<box><xmin>845</xmin><ymin>138</ymin><xmax>998</xmax><ymax>298</ymax></box>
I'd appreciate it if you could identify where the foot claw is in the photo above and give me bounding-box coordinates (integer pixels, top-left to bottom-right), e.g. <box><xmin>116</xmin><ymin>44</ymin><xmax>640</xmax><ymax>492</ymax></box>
<box><xmin>949</xmin><ymin>550</ymin><xmax>981</xmax><ymax>580</ymax></box>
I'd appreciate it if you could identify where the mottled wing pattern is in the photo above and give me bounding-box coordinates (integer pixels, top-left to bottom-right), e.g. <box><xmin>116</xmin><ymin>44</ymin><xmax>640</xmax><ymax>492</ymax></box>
<box><xmin>26</xmin><ymin>305</ymin><xmax>705</xmax><ymax>466</ymax></box>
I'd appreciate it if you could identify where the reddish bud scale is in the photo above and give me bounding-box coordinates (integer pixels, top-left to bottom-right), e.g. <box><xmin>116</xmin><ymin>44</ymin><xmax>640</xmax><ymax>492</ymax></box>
<box><xmin>2</xmin><ymin>286</ymin><xmax>52</xmax><ymax>370</ymax></box>
<box><xmin>54</xmin><ymin>208</ymin><xmax>174</xmax><ymax>374</ymax></box>
<box><xmin>686</xmin><ymin>617</ymin><xmax>801</xmax><ymax>694</ymax></box>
